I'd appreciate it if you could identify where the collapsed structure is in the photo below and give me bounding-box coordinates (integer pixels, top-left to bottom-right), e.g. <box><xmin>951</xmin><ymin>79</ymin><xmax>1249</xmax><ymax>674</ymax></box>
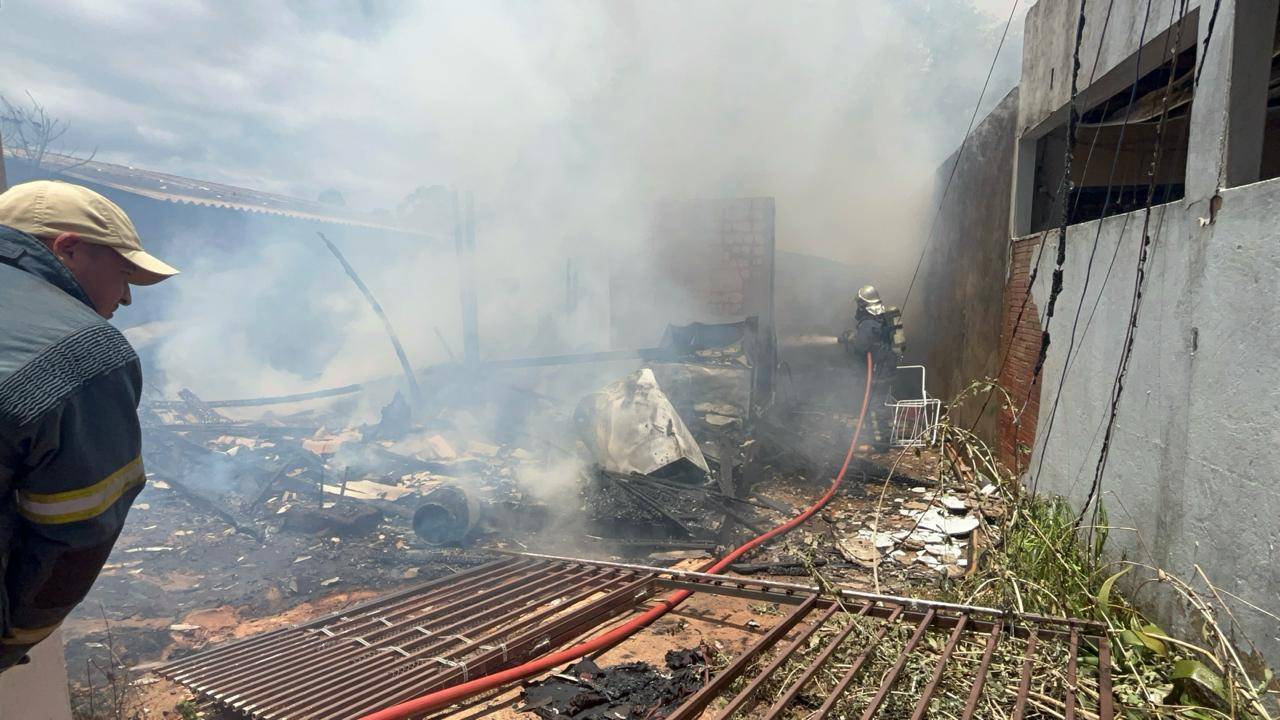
<box><xmin>2</xmin><ymin>0</ymin><xmax>1275</xmax><ymax>718</ymax></box>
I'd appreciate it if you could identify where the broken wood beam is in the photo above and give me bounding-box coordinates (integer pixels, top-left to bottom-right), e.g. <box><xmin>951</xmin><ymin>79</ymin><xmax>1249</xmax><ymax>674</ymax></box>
<box><xmin>318</xmin><ymin>231</ymin><xmax>424</xmax><ymax>411</ymax></box>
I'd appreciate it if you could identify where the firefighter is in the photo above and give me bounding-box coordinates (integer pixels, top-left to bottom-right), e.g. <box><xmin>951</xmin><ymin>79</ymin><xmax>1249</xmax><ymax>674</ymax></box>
<box><xmin>0</xmin><ymin>181</ymin><xmax>178</xmax><ymax>676</ymax></box>
<box><xmin>838</xmin><ymin>285</ymin><xmax>904</xmax><ymax>451</ymax></box>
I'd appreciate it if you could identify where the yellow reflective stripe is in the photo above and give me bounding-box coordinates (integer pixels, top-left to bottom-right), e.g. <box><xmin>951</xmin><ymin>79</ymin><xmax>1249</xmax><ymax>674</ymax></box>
<box><xmin>17</xmin><ymin>456</ymin><xmax>145</xmax><ymax>525</ymax></box>
<box><xmin>1</xmin><ymin>623</ymin><xmax>59</xmax><ymax>645</ymax></box>
<box><xmin>21</xmin><ymin>456</ymin><xmax>143</xmax><ymax>503</ymax></box>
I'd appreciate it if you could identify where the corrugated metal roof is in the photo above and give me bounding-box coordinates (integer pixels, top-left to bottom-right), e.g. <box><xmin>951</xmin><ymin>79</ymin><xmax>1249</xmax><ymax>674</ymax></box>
<box><xmin>5</xmin><ymin>149</ymin><xmax>424</xmax><ymax>235</ymax></box>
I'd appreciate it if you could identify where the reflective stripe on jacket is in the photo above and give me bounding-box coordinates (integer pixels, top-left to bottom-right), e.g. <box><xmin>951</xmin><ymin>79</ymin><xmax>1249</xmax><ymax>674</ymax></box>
<box><xmin>0</xmin><ymin>225</ymin><xmax>145</xmax><ymax>671</ymax></box>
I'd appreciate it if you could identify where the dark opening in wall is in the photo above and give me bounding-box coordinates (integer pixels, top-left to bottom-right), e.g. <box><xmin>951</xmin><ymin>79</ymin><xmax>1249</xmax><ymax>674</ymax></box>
<box><xmin>1255</xmin><ymin>18</ymin><xmax>1280</xmax><ymax>181</ymax></box>
<box><xmin>1029</xmin><ymin>44</ymin><xmax>1195</xmax><ymax>232</ymax></box>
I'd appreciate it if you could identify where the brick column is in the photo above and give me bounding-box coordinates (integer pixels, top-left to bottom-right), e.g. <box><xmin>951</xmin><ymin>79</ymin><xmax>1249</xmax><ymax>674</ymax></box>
<box><xmin>997</xmin><ymin>234</ymin><xmax>1046</xmax><ymax>473</ymax></box>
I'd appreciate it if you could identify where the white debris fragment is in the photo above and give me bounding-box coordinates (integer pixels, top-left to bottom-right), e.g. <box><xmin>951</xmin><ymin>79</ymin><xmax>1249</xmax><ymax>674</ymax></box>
<box><xmin>940</xmin><ymin>496</ymin><xmax>968</xmax><ymax>513</ymax></box>
<box><xmin>320</xmin><ymin>577</ymin><xmax>341</xmax><ymax>587</ymax></box>
<box><xmin>917</xmin><ymin>510</ymin><xmax>980</xmax><ymax>537</ymax></box>
<box><xmin>925</xmin><ymin>544</ymin><xmax>962</xmax><ymax>562</ymax></box>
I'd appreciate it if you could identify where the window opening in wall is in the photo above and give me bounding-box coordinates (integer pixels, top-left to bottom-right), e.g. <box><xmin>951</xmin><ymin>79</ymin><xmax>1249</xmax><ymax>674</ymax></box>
<box><xmin>1028</xmin><ymin>43</ymin><xmax>1195</xmax><ymax>232</ymax></box>
<box><xmin>1256</xmin><ymin>16</ymin><xmax>1280</xmax><ymax>181</ymax></box>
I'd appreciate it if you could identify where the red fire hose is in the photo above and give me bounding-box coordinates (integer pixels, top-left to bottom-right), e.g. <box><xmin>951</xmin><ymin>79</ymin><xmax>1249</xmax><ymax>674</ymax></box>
<box><xmin>359</xmin><ymin>353</ymin><xmax>875</xmax><ymax>720</ymax></box>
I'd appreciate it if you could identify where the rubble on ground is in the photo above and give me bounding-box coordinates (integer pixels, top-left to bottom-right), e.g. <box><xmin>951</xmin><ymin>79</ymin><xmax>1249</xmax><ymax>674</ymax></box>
<box><xmin>74</xmin><ymin>323</ymin><xmax>1015</xmax><ymax>717</ymax></box>
<box><xmin>519</xmin><ymin>647</ymin><xmax>711</xmax><ymax>720</ymax></box>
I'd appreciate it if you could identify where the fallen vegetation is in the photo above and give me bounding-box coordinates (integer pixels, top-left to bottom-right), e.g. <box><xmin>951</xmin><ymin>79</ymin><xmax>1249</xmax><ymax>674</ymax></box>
<box><xmin>842</xmin><ymin>383</ymin><xmax>1280</xmax><ymax>719</ymax></box>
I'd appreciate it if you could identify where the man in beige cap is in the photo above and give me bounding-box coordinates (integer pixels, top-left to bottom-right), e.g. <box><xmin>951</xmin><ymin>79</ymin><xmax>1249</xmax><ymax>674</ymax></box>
<box><xmin>0</xmin><ymin>180</ymin><xmax>177</xmax><ymax>680</ymax></box>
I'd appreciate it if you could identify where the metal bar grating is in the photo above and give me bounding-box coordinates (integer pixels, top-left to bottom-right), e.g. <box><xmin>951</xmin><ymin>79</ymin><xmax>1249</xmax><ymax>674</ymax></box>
<box><xmin>158</xmin><ymin>553</ymin><xmax>1114</xmax><ymax>719</ymax></box>
<box><xmin>156</xmin><ymin>557</ymin><xmax>656</xmax><ymax>719</ymax></box>
<box><xmin>654</xmin><ymin>582</ymin><xmax>1113</xmax><ymax>720</ymax></box>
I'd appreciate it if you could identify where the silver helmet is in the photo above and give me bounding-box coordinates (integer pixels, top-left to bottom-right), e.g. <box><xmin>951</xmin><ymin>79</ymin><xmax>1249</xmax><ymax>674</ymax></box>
<box><xmin>857</xmin><ymin>284</ymin><xmax>885</xmax><ymax>316</ymax></box>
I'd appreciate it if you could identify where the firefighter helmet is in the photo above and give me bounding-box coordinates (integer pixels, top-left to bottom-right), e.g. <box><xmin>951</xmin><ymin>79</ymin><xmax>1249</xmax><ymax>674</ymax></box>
<box><xmin>857</xmin><ymin>285</ymin><xmax>885</xmax><ymax>316</ymax></box>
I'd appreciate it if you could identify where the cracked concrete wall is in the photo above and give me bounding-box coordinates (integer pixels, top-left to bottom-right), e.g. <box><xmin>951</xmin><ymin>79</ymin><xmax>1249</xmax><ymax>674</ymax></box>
<box><xmin>1026</xmin><ymin>177</ymin><xmax>1280</xmax><ymax>666</ymax></box>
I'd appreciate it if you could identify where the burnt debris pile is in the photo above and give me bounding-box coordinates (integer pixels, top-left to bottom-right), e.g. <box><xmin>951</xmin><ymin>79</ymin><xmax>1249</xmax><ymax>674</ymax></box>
<box><xmin>521</xmin><ymin>647</ymin><xmax>712</xmax><ymax>720</ymax></box>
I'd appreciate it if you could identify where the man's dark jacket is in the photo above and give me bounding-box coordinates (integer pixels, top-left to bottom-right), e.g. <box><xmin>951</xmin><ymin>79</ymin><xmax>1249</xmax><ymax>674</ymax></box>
<box><xmin>0</xmin><ymin>225</ymin><xmax>144</xmax><ymax>670</ymax></box>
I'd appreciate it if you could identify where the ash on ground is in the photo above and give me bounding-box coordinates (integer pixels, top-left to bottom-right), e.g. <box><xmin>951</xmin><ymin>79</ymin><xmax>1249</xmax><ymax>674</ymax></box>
<box><xmin>520</xmin><ymin>647</ymin><xmax>711</xmax><ymax>720</ymax></box>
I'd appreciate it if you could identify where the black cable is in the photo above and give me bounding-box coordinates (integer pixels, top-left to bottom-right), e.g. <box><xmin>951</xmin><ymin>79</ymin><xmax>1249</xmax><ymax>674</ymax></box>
<box><xmin>1194</xmin><ymin>0</ymin><xmax>1224</xmax><ymax>88</ymax></box>
<box><xmin>965</xmin><ymin>0</ymin><xmax>1118</xmax><ymax>436</ymax></box>
<box><xmin>1068</xmin><ymin>190</ymin><xmax>1168</xmax><ymax>375</ymax></box>
<box><xmin>900</xmin><ymin>0</ymin><xmax>1021</xmax><ymax>312</ymax></box>
<box><xmin>1079</xmin><ymin>0</ymin><xmax>1192</xmax><ymax>526</ymax></box>
<box><xmin>1069</xmin><ymin>0</ymin><xmax>1121</xmax><ymax>223</ymax></box>
<box><xmin>1030</xmin><ymin>0</ymin><xmax>1161</xmax><ymax>494</ymax></box>
<box><xmin>1031</xmin><ymin>0</ymin><xmax>1089</xmax><ymax>383</ymax></box>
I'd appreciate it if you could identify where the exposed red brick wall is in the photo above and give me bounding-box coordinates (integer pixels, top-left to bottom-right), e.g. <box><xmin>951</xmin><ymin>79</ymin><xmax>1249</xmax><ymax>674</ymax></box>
<box><xmin>997</xmin><ymin>234</ymin><xmax>1045</xmax><ymax>473</ymax></box>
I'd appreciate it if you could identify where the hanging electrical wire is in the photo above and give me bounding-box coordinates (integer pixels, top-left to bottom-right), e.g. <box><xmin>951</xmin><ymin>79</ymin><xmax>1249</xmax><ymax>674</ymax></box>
<box><xmin>1029</xmin><ymin>0</ymin><xmax>1162</xmax><ymax>493</ymax></box>
<box><xmin>1032</xmin><ymin>1</ymin><xmax>1089</xmax><ymax>383</ymax></box>
<box><xmin>968</xmin><ymin>0</ymin><xmax>1119</xmax><ymax>435</ymax></box>
<box><xmin>1194</xmin><ymin>0</ymin><xmax>1224</xmax><ymax>87</ymax></box>
<box><xmin>1079</xmin><ymin>0</ymin><xmax>1192</xmax><ymax>527</ymax></box>
<box><xmin>899</xmin><ymin>0</ymin><xmax>1022</xmax><ymax>313</ymax></box>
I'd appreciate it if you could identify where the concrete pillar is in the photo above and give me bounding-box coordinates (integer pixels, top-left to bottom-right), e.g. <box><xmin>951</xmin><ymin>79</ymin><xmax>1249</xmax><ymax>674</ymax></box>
<box><xmin>1010</xmin><ymin>136</ymin><xmax>1039</xmax><ymax>238</ymax></box>
<box><xmin>1185</xmin><ymin>0</ymin><xmax>1280</xmax><ymax>204</ymax></box>
<box><xmin>0</xmin><ymin>630</ymin><xmax>73</xmax><ymax>720</ymax></box>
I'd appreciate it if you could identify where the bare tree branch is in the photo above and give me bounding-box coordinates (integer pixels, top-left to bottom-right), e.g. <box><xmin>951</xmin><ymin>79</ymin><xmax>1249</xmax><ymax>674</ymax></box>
<box><xmin>0</xmin><ymin>91</ymin><xmax>95</xmax><ymax>173</ymax></box>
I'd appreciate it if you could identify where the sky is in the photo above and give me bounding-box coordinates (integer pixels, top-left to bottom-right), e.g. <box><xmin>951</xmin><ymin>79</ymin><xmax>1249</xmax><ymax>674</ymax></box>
<box><xmin>0</xmin><ymin>1</ymin><xmax>1025</xmax><ymax>259</ymax></box>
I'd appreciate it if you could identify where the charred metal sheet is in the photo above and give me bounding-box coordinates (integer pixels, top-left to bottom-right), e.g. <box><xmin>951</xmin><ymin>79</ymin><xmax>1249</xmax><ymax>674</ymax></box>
<box><xmin>575</xmin><ymin>368</ymin><xmax>709</xmax><ymax>478</ymax></box>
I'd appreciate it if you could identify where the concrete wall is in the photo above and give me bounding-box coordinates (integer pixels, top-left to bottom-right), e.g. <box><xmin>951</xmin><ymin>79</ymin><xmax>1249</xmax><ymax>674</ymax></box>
<box><xmin>1026</xmin><ymin>177</ymin><xmax>1280</xmax><ymax>665</ymax></box>
<box><xmin>0</xmin><ymin>630</ymin><xmax>73</xmax><ymax>720</ymax></box>
<box><xmin>903</xmin><ymin>88</ymin><xmax>1019</xmax><ymax>437</ymax></box>
<box><xmin>1004</xmin><ymin>0</ymin><xmax>1280</xmax><ymax>666</ymax></box>
<box><xmin>1018</xmin><ymin>0</ymin><xmax>1200</xmax><ymax>137</ymax></box>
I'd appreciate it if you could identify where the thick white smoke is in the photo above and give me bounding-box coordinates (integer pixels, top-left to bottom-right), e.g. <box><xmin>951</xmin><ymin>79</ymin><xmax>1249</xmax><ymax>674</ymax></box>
<box><xmin>1</xmin><ymin>1</ymin><xmax>1022</xmax><ymax>403</ymax></box>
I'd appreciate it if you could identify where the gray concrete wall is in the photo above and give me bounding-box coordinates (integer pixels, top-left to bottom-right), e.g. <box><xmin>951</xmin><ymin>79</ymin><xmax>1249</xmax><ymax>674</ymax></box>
<box><xmin>1026</xmin><ymin>177</ymin><xmax>1280</xmax><ymax>665</ymax></box>
<box><xmin>1019</xmin><ymin>0</ymin><xmax>1200</xmax><ymax>137</ymax></box>
<box><xmin>903</xmin><ymin>88</ymin><xmax>1019</xmax><ymax>437</ymax></box>
<box><xmin>0</xmin><ymin>630</ymin><xmax>73</xmax><ymax>719</ymax></box>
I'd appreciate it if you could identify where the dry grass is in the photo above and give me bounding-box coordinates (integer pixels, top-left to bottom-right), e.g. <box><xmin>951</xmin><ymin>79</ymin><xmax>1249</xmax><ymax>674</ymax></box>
<box><xmin>731</xmin><ymin>382</ymin><xmax>1277</xmax><ymax>719</ymax></box>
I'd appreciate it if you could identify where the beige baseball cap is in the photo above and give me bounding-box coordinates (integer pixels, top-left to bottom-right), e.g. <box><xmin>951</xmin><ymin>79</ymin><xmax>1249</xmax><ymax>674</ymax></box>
<box><xmin>0</xmin><ymin>180</ymin><xmax>179</xmax><ymax>285</ymax></box>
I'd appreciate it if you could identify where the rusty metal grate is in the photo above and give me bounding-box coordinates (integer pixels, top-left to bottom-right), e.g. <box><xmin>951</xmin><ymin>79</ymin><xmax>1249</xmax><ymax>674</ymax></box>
<box><xmin>158</xmin><ymin>553</ymin><xmax>1113</xmax><ymax>720</ymax></box>
<box><xmin>155</xmin><ymin>557</ymin><xmax>656</xmax><ymax>719</ymax></box>
<box><xmin>519</xmin><ymin>554</ymin><xmax>1114</xmax><ymax>720</ymax></box>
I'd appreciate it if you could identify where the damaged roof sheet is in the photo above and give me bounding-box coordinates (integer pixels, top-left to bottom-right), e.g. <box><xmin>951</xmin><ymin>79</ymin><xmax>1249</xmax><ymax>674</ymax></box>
<box><xmin>7</xmin><ymin>149</ymin><xmax>426</xmax><ymax>235</ymax></box>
